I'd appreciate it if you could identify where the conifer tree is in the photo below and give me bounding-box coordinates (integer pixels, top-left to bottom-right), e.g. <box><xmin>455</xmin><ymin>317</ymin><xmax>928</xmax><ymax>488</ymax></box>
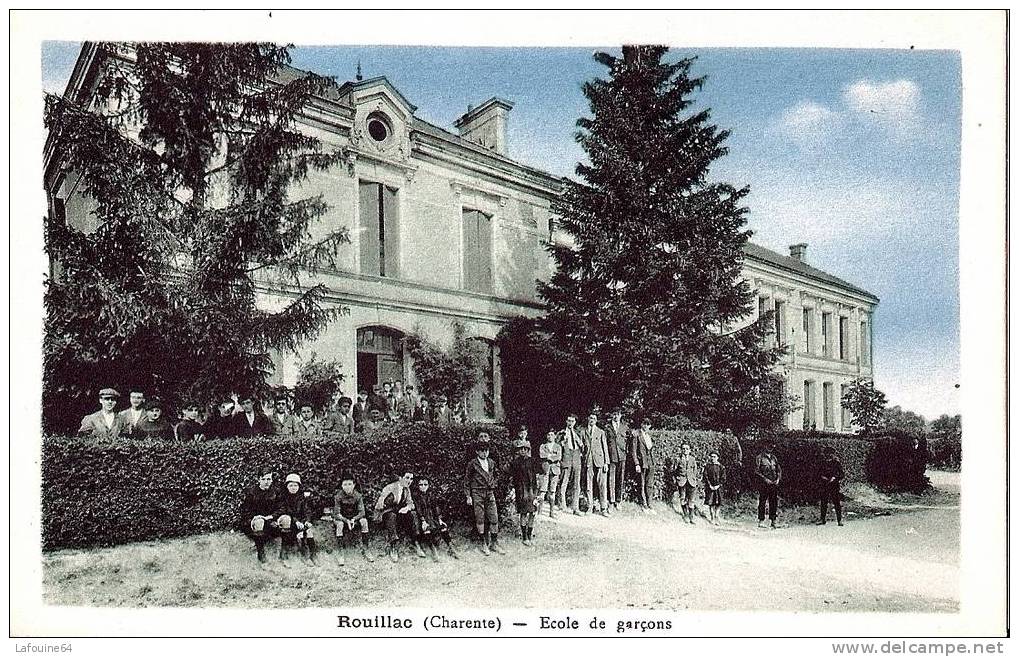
<box><xmin>43</xmin><ymin>42</ymin><xmax>348</xmax><ymax>430</ymax></box>
<box><xmin>537</xmin><ymin>45</ymin><xmax>784</xmax><ymax>428</ymax></box>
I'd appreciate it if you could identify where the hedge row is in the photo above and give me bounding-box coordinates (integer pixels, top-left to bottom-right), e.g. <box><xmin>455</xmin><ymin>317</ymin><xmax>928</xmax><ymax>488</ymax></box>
<box><xmin>42</xmin><ymin>424</ymin><xmax>512</xmax><ymax>551</ymax></box>
<box><xmin>41</xmin><ymin>426</ymin><xmax>927</xmax><ymax>551</ymax></box>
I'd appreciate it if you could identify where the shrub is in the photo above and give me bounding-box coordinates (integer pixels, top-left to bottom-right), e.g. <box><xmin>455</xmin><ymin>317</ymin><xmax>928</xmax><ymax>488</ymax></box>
<box><xmin>927</xmin><ymin>435</ymin><xmax>962</xmax><ymax>471</ymax></box>
<box><xmin>42</xmin><ymin>423</ymin><xmax>510</xmax><ymax>551</ymax></box>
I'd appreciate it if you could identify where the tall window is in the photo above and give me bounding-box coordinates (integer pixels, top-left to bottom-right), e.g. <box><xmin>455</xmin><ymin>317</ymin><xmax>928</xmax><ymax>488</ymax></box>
<box><xmin>860</xmin><ymin>317</ymin><xmax>871</xmax><ymax>366</ymax></box>
<box><xmin>823</xmin><ymin>382</ymin><xmax>834</xmax><ymax>428</ymax></box>
<box><xmin>462</xmin><ymin>208</ymin><xmax>493</xmax><ymax>293</ymax></box>
<box><xmin>822</xmin><ymin>312</ymin><xmax>832</xmax><ymax>358</ymax></box>
<box><xmin>803</xmin><ymin>380</ymin><xmax>816</xmax><ymax>429</ymax></box>
<box><xmin>839</xmin><ymin>316</ymin><xmax>849</xmax><ymax>360</ymax></box>
<box><xmin>802</xmin><ymin>308</ymin><xmax>813</xmax><ymax>353</ymax></box>
<box><xmin>774</xmin><ymin>300</ymin><xmax>786</xmax><ymax>346</ymax></box>
<box><xmin>359</xmin><ymin>181</ymin><xmax>400</xmax><ymax>277</ymax></box>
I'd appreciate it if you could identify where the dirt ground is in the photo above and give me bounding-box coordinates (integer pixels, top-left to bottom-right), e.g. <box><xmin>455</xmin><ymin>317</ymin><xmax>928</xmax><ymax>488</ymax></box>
<box><xmin>42</xmin><ymin>471</ymin><xmax>959</xmax><ymax>612</ymax></box>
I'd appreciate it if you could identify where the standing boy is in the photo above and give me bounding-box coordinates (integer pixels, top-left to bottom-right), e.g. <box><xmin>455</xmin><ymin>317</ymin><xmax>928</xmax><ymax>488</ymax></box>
<box><xmin>675</xmin><ymin>443</ymin><xmax>699</xmax><ymax>524</ymax></box>
<box><xmin>556</xmin><ymin>415</ymin><xmax>583</xmax><ymax>515</ymax></box>
<box><xmin>818</xmin><ymin>447</ymin><xmax>845</xmax><ymax>526</ymax></box>
<box><xmin>630</xmin><ymin>418</ymin><xmax>658</xmax><ymax>514</ymax></box>
<box><xmin>582</xmin><ymin>413</ymin><xmax>610</xmax><ymax>516</ymax></box>
<box><xmin>509</xmin><ymin>438</ymin><xmax>540</xmax><ymax>545</ymax></box>
<box><xmin>174</xmin><ymin>402</ymin><xmax>205</xmax><ymax>441</ymax></box>
<box><xmin>78</xmin><ymin>388</ymin><xmax>125</xmax><ymax>440</ymax></box>
<box><xmin>464</xmin><ymin>433</ymin><xmax>505</xmax><ymax>555</ymax></box>
<box><xmin>605</xmin><ymin>410</ymin><xmax>630</xmax><ymax>510</ymax></box>
<box><xmin>755</xmin><ymin>442</ymin><xmax>782</xmax><ymax>529</ymax></box>
<box><xmin>117</xmin><ymin>389</ymin><xmax>146</xmax><ymax>437</ymax></box>
<box><xmin>702</xmin><ymin>451</ymin><xmax>725</xmax><ymax>526</ymax></box>
<box><xmin>538</xmin><ymin>430</ymin><xmax>562</xmax><ymax>518</ymax></box>
<box><xmin>333</xmin><ymin>474</ymin><xmax>374</xmax><ymax>565</ymax></box>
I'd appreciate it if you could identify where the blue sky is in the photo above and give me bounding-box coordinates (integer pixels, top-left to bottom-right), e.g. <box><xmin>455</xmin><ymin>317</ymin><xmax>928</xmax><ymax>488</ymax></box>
<box><xmin>41</xmin><ymin>42</ymin><xmax>962</xmax><ymax>418</ymax></box>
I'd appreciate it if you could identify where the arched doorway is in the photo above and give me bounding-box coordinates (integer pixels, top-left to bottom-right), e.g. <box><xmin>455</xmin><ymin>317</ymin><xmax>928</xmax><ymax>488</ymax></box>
<box><xmin>356</xmin><ymin>326</ymin><xmax>406</xmax><ymax>392</ymax></box>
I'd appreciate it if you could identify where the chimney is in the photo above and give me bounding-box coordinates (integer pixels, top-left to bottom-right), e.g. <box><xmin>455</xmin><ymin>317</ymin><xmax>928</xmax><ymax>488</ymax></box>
<box><xmin>453</xmin><ymin>97</ymin><xmax>514</xmax><ymax>155</ymax></box>
<box><xmin>789</xmin><ymin>243</ymin><xmax>808</xmax><ymax>262</ymax></box>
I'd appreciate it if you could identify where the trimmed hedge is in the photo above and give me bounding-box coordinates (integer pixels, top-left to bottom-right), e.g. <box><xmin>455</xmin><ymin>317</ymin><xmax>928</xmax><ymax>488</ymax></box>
<box><xmin>42</xmin><ymin>423</ymin><xmax>511</xmax><ymax>551</ymax></box>
<box><xmin>41</xmin><ymin>425</ymin><xmax>928</xmax><ymax>551</ymax></box>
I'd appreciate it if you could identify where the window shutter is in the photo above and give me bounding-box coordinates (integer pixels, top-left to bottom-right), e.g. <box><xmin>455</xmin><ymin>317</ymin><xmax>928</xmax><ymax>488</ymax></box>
<box><xmin>359</xmin><ymin>182</ymin><xmax>380</xmax><ymax>276</ymax></box>
<box><xmin>383</xmin><ymin>185</ymin><xmax>400</xmax><ymax>278</ymax></box>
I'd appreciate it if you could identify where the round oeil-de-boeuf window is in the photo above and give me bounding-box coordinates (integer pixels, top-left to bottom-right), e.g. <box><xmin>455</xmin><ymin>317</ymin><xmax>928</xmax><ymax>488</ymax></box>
<box><xmin>367</xmin><ymin>115</ymin><xmax>390</xmax><ymax>142</ymax></box>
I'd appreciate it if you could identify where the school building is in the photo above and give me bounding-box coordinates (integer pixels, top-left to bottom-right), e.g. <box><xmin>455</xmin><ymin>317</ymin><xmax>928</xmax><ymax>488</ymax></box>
<box><xmin>45</xmin><ymin>44</ymin><xmax>878</xmax><ymax>431</ymax></box>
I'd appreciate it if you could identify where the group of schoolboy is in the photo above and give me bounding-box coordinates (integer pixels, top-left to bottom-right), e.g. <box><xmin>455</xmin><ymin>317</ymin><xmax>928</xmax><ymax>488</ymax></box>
<box><xmin>78</xmin><ymin>382</ymin><xmax>464</xmax><ymax>442</ymax></box>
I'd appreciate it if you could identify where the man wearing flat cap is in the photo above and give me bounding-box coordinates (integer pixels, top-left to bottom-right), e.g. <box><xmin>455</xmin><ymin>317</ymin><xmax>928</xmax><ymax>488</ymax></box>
<box><xmin>78</xmin><ymin>388</ymin><xmax>126</xmax><ymax>440</ymax></box>
<box><xmin>464</xmin><ymin>433</ymin><xmax>505</xmax><ymax>555</ymax></box>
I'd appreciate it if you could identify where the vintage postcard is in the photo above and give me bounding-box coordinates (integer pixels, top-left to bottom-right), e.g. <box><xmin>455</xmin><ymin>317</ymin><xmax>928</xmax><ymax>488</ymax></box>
<box><xmin>8</xmin><ymin>8</ymin><xmax>1008</xmax><ymax>647</ymax></box>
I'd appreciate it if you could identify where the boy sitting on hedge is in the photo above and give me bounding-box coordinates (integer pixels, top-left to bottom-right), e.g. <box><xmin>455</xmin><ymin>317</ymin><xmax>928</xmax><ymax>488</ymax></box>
<box><xmin>414</xmin><ymin>475</ymin><xmax>460</xmax><ymax>561</ymax></box>
<box><xmin>240</xmin><ymin>470</ymin><xmax>279</xmax><ymax>564</ymax></box>
<box><xmin>374</xmin><ymin>471</ymin><xmax>426</xmax><ymax>562</ymax></box>
<box><xmin>276</xmin><ymin>473</ymin><xmax>319</xmax><ymax>566</ymax></box>
<box><xmin>333</xmin><ymin>473</ymin><xmax>374</xmax><ymax>564</ymax></box>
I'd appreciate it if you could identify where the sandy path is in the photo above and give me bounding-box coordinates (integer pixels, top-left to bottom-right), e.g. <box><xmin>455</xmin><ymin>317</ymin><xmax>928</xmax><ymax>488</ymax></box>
<box><xmin>43</xmin><ymin>473</ymin><xmax>960</xmax><ymax>612</ymax></box>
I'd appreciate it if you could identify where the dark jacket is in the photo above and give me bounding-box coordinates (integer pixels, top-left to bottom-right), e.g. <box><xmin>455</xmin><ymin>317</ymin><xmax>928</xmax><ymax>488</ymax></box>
<box><xmin>820</xmin><ymin>457</ymin><xmax>845</xmax><ymax>486</ymax></box>
<box><xmin>605</xmin><ymin>419</ymin><xmax>630</xmax><ymax>464</ymax></box>
<box><xmin>510</xmin><ymin>455</ymin><xmax>540</xmax><ymax>506</ymax></box>
<box><xmin>333</xmin><ymin>489</ymin><xmax>366</xmax><ymax>522</ymax></box>
<box><xmin>204</xmin><ymin>413</ymin><xmax>235</xmax><ymax>439</ymax></box>
<box><xmin>135</xmin><ymin>417</ymin><xmax>174</xmax><ymax>440</ymax></box>
<box><xmin>755</xmin><ymin>452</ymin><xmax>782</xmax><ymax>486</ymax></box>
<box><xmin>231</xmin><ymin>411</ymin><xmax>274</xmax><ymax>437</ymax></box>
<box><xmin>630</xmin><ymin>430</ymin><xmax>656</xmax><ymax>469</ymax></box>
<box><xmin>415</xmin><ymin>489</ymin><xmax>447</xmax><ymax>529</ymax></box>
<box><xmin>175</xmin><ymin>419</ymin><xmax>204</xmax><ymax>441</ymax></box>
<box><xmin>464</xmin><ymin>456</ymin><xmax>498</xmax><ymax>495</ymax></box>
<box><xmin>276</xmin><ymin>490</ymin><xmax>309</xmax><ymax>525</ymax></box>
<box><xmin>240</xmin><ymin>485</ymin><xmax>278</xmax><ymax>521</ymax></box>
<box><xmin>702</xmin><ymin>463</ymin><xmax>725</xmax><ymax>488</ymax></box>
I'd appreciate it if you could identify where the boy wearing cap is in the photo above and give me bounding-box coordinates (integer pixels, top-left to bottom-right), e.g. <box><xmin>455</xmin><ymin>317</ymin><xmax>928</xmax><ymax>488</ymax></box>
<box><xmin>464</xmin><ymin>433</ymin><xmax>505</xmax><ymax>555</ymax></box>
<box><xmin>240</xmin><ymin>471</ymin><xmax>279</xmax><ymax>564</ymax></box>
<box><xmin>78</xmin><ymin>388</ymin><xmax>126</xmax><ymax>440</ymax></box>
<box><xmin>755</xmin><ymin>442</ymin><xmax>782</xmax><ymax>529</ymax></box>
<box><xmin>276</xmin><ymin>473</ymin><xmax>319</xmax><ymax>566</ymax></box>
<box><xmin>414</xmin><ymin>475</ymin><xmax>460</xmax><ymax>561</ymax></box>
<box><xmin>333</xmin><ymin>474</ymin><xmax>374</xmax><ymax>564</ymax></box>
<box><xmin>432</xmin><ymin>395</ymin><xmax>453</xmax><ymax>426</ymax></box>
<box><xmin>537</xmin><ymin>430</ymin><xmax>562</xmax><ymax>518</ymax></box>
<box><xmin>136</xmin><ymin>399</ymin><xmax>174</xmax><ymax>440</ymax></box>
<box><xmin>271</xmin><ymin>396</ymin><xmax>296</xmax><ymax>437</ymax></box>
<box><xmin>509</xmin><ymin>435</ymin><xmax>540</xmax><ymax>546</ymax></box>
<box><xmin>374</xmin><ymin>471</ymin><xmax>425</xmax><ymax>562</ymax></box>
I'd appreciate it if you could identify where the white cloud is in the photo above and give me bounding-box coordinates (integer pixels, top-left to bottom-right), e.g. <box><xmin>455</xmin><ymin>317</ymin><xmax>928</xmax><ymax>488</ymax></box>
<box><xmin>842</xmin><ymin>79</ymin><xmax>922</xmax><ymax>135</ymax></box>
<box><xmin>775</xmin><ymin>100</ymin><xmax>840</xmax><ymax>144</ymax></box>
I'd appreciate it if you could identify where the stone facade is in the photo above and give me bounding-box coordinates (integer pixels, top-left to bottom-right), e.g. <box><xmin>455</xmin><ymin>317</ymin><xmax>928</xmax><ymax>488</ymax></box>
<box><xmin>46</xmin><ymin>46</ymin><xmax>878</xmax><ymax>429</ymax></box>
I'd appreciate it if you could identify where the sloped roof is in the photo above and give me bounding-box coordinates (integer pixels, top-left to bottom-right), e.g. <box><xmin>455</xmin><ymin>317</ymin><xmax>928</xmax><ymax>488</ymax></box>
<box><xmin>743</xmin><ymin>242</ymin><xmax>878</xmax><ymax>302</ymax></box>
